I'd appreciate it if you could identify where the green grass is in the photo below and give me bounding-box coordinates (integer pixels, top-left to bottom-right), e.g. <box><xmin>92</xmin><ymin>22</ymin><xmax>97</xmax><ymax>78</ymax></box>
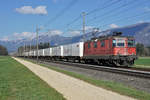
<box><xmin>134</xmin><ymin>57</ymin><xmax>150</xmax><ymax>68</ymax></box>
<box><xmin>25</xmin><ymin>58</ymin><xmax>150</xmax><ymax>100</ymax></box>
<box><xmin>0</xmin><ymin>56</ymin><xmax>65</xmax><ymax>100</ymax></box>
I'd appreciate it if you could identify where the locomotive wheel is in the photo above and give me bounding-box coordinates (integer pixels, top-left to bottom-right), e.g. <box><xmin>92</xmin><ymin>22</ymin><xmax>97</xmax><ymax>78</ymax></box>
<box><xmin>112</xmin><ymin>60</ymin><xmax>121</xmax><ymax>67</ymax></box>
<box><xmin>97</xmin><ymin>60</ymin><xmax>103</xmax><ymax>66</ymax></box>
<box><xmin>120</xmin><ymin>60</ymin><xmax>131</xmax><ymax>67</ymax></box>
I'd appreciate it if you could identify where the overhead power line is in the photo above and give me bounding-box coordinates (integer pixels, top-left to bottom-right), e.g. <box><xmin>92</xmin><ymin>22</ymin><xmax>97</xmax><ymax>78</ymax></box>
<box><xmin>66</xmin><ymin>0</ymin><xmax>121</xmax><ymax>28</ymax></box>
<box><xmin>87</xmin><ymin>0</ymin><xmax>145</xmax><ymax>25</ymax></box>
<box><xmin>87</xmin><ymin>0</ymin><xmax>135</xmax><ymax>24</ymax></box>
<box><xmin>86</xmin><ymin>0</ymin><xmax>122</xmax><ymax>16</ymax></box>
<box><xmin>66</xmin><ymin>15</ymin><xmax>81</xmax><ymax>27</ymax></box>
<box><xmin>98</xmin><ymin>11</ymin><xmax>150</xmax><ymax>29</ymax></box>
<box><xmin>67</xmin><ymin>10</ymin><xmax>150</xmax><ymax>34</ymax></box>
<box><xmin>44</xmin><ymin>0</ymin><xmax>78</xmax><ymax>27</ymax></box>
<box><xmin>74</xmin><ymin>0</ymin><xmax>144</xmax><ymax>28</ymax></box>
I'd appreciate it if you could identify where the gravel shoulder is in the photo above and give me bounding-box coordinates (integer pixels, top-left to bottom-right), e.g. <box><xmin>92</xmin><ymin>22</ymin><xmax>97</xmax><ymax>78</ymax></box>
<box><xmin>13</xmin><ymin>57</ymin><xmax>136</xmax><ymax>100</ymax></box>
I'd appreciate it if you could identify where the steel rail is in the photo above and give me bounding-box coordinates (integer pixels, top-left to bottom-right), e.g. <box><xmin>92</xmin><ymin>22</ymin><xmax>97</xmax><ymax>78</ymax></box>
<box><xmin>46</xmin><ymin>60</ymin><xmax>150</xmax><ymax>79</ymax></box>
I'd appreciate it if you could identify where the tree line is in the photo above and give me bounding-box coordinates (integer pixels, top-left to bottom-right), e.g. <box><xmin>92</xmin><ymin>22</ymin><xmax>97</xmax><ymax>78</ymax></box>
<box><xmin>0</xmin><ymin>45</ymin><xmax>8</xmax><ymax>55</ymax></box>
<box><xmin>136</xmin><ymin>43</ymin><xmax>150</xmax><ymax>56</ymax></box>
<box><xmin>18</xmin><ymin>42</ymin><xmax>50</xmax><ymax>54</ymax></box>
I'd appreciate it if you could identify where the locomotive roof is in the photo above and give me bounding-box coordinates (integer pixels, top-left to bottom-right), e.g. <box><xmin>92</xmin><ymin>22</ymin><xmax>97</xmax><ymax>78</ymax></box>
<box><xmin>86</xmin><ymin>35</ymin><xmax>134</xmax><ymax>42</ymax></box>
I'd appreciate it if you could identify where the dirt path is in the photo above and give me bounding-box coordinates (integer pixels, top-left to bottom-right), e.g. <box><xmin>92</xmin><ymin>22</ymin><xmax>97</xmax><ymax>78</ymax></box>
<box><xmin>13</xmin><ymin>57</ymin><xmax>136</xmax><ymax>100</ymax></box>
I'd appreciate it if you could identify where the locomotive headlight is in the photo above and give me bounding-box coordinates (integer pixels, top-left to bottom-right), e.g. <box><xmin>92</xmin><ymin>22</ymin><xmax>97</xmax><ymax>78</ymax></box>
<box><xmin>94</xmin><ymin>39</ymin><xmax>98</xmax><ymax>42</ymax></box>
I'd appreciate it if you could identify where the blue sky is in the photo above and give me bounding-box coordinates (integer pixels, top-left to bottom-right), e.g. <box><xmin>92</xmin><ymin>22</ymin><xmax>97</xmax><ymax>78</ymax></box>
<box><xmin>0</xmin><ymin>0</ymin><xmax>150</xmax><ymax>41</ymax></box>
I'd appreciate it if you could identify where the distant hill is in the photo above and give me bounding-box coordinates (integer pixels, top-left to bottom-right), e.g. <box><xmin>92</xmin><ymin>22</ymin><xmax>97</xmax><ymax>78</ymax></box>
<box><xmin>0</xmin><ymin>22</ymin><xmax>150</xmax><ymax>53</ymax></box>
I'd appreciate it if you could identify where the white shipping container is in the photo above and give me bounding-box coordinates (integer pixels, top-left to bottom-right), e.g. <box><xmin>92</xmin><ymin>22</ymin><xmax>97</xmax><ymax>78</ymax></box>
<box><xmin>22</xmin><ymin>52</ymin><xmax>25</xmax><ymax>56</ymax></box>
<box><xmin>63</xmin><ymin>44</ymin><xmax>72</xmax><ymax>56</ymax></box>
<box><xmin>44</xmin><ymin>48</ymin><xmax>52</xmax><ymax>56</ymax></box>
<box><xmin>52</xmin><ymin>47</ymin><xmax>57</xmax><ymax>56</ymax></box>
<box><xmin>30</xmin><ymin>51</ymin><xmax>33</xmax><ymax>56</ymax></box>
<box><xmin>52</xmin><ymin>46</ymin><xmax>63</xmax><ymax>56</ymax></box>
<box><xmin>57</xmin><ymin>46</ymin><xmax>63</xmax><ymax>56</ymax></box>
<box><xmin>25</xmin><ymin>52</ymin><xmax>28</xmax><ymax>56</ymax></box>
<box><xmin>34</xmin><ymin>50</ymin><xmax>38</xmax><ymax>56</ymax></box>
<box><xmin>28</xmin><ymin>51</ymin><xmax>31</xmax><ymax>56</ymax></box>
<box><xmin>31</xmin><ymin>51</ymin><xmax>34</xmax><ymax>56</ymax></box>
<box><xmin>72</xmin><ymin>42</ymin><xmax>84</xmax><ymax>57</ymax></box>
<box><xmin>38</xmin><ymin>49</ymin><xmax>44</xmax><ymax>56</ymax></box>
<box><xmin>63</xmin><ymin>42</ymin><xmax>84</xmax><ymax>57</ymax></box>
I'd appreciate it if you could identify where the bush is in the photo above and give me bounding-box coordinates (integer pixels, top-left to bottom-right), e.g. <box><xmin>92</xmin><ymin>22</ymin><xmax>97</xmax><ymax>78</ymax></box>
<box><xmin>136</xmin><ymin>43</ymin><xmax>150</xmax><ymax>56</ymax></box>
<box><xmin>0</xmin><ymin>45</ymin><xmax>8</xmax><ymax>55</ymax></box>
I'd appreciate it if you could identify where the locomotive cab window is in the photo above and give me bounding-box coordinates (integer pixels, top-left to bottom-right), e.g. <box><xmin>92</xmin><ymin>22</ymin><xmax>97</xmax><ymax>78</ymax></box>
<box><xmin>88</xmin><ymin>42</ymin><xmax>91</xmax><ymax>48</ymax></box>
<box><xmin>116</xmin><ymin>38</ymin><xmax>125</xmax><ymax>47</ymax></box>
<box><xmin>128</xmin><ymin>40</ymin><xmax>135</xmax><ymax>47</ymax></box>
<box><xmin>101</xmin><ymin>41</ymin><xmax>105</xmax><ymax>47</ymax></box>
<box><xmin>94</xmin><ymin>42</ymin><xmax>97</xmax><ymax>48</ymax></box>
<box><xmin>113</xmin><ymin>39</ymin><xmax>116</xmax><ymax>47</ymax></box>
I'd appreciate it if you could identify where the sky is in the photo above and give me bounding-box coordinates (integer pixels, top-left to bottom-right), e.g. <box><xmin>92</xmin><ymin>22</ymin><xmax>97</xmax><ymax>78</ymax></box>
<box><xmin>0</xmin><ymin>0</ymin><xmax>150</xmax><ymax>41</ymax></box>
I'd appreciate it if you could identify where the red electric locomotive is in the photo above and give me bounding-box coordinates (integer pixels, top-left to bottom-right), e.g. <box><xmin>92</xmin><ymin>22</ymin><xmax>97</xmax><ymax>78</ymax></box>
<box><xmin>83</xmin><ymin>32</ymin><xmax>137</xmax><ymax>66</ymax></box>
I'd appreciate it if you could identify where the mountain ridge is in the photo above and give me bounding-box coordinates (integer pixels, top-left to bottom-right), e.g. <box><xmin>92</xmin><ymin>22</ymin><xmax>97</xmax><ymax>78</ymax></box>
<box><xmin>0</xmin><ymin>22</ymin><xmax>150</xmax><ymax>53</ymax></box>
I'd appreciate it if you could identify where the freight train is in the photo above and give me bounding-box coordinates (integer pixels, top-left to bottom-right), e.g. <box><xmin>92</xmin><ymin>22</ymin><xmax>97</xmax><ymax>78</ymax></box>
<box><xmin>19</xmin><ymin>32</ymin><xmax>137</xmax><ymax>67</ymax></box>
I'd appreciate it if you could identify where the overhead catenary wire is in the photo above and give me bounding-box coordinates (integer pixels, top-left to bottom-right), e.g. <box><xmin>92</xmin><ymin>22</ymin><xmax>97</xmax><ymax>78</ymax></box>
<box><xmin>86</xmin><ymin>0</ymin><xmax>136</xmax><ymax>25</ymax></box>
<box><xmin>98</xmin><ymin>11</ymin><xmax>150</xmax><ymax>29</ymax></box>
<box><xmin>66</xmin><ymin>0</ymin><xmax>121</xmax><ymax>29</ymax></box>
<box><xmin>87</xmin><ymin>0</ymin><xmax>146</xmax><ymax>25</ymax></box>
<box><xmin>41</xmin><ymin>0</ymin><xmax>149</xmax><ymax>38</ymax></box>
<box><xmin>67</xmin><ymin>10</ymin><xmax>150</xmax><ymax>34</ymax></box>
<box><xmin>68</xmin><ymin>0</ymin><xmax>149</xmax><ymax>33</ymax></box>
<box><xmin>86</xmin><ymin>0</ymin><xmax>122</xmax><ymax>16</ymax></box>
<box><xmin>66</xmin><ymin>15</ymin><xmax>82</xmax><ymax>28</ymax></box>
<box><xmin>34</xmin><ymin>0</ymin><xmax>79</xmax><ymax>42</ymax></box>
<box><xmin>44</xmin><ymin>0</ymin><xmax>78</xmax><ymax>28</ymax></box>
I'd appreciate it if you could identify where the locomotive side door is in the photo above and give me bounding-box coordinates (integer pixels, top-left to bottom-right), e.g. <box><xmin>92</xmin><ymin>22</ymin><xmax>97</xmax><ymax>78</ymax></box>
<box><xmin>107</xmin><ymin>39</ymin><xmax>110</xmax><ymax>54</ymax></box>
<box><xmin>108</xmin><ymin>38</ymin><xmax>113</xmax><ymax>55</ymax></box>
<box><xmin>87</xmin><ymin>42</ymin><xmax>92</xmax><ymax>55</ymax></box>
<box><xmin>106</xmin><ymin>39</ymin><xmax>110</xmax><ymax>54</ymax></box>
<box><xmin>84</xmin><ymin>42</ymin><xmax>91</xmax><ymax>56</ymax></box>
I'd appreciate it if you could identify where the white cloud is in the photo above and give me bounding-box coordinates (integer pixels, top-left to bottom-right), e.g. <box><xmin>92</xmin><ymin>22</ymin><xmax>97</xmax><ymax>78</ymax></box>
<box><xmin>45</xmin><ymin>30</ymin><xmax>63</xmax><ymax>36</ymax></box>
<box><xmin>15</xmin><ymin>6</ymin><xmax>48</xmax><ymax>15</ymax></box>
<box><xmin>85</xmin><ymin>26</ymin><xmax>93</xmax><ymax>31</ymax></box>
<box><xmin>0</xmin><ymin>32</ymin><xmax>36</xmax><ymax>41</ymax></box>
<box><xmin>109</xmin><ymin>24</ymin><xmax>119</xmax><ymax>28</ymax></box>
<box><xmin>69</xmin><ymin>30</ymin><xmax>81</xmax><ymax>36</ymax></box>
<box><xmin>68</xmin><ymin>26</ymin><xmax>101</xmax><ymax>37</ymax></box>
<box><xmin>84</xmin><ymin>26</ymin><xmax>101</xmax><ymax>33</ymax></box>
<box><xmin>144</xmin><ymin>7</ymin><xmax>150</xmax><ymax>12</ymax></box>
<box><xmin>137</xmin><ymin>20</ymin><xmax>145</xmax><ymax>23</ymax></box>
<box><xmin>52</xmin><ymin>0</ymin><xmax>64</xmax><ymax>3</ymax></box>
<box><xmin>0</xmin><ymin>30</ymin><xmax>63</xmax><ymax>41</ymax></box>
<box><xmin>0</xmin><ymin>36</ymin><xmax>9</xmax><ymax>41</ymax></box>
<box><xmin>13</xmin><ymin>32</ymin><xmax>36</xmax><ymax>40</ymax></box>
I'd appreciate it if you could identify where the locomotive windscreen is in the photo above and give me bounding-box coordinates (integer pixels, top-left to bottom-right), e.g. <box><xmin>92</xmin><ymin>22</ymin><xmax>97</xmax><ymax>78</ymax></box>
<box><xmin>113</xmin><ymin>38</ymin><xmax>125</xmax><ymax>47</ymax></box>
<box><xmin>128</xmin><ymin>39</ymin><xmax>135</xmax><ymax>47</ymax></box>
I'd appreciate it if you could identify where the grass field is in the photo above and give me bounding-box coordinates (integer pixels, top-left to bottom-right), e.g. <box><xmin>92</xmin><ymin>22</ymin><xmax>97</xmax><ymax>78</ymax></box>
<box><xmin>0</xmin><ymin>56</ymin><xmax>65</xmax><ymax>100</ymax></box>
<box><xmin>134</xmin><ymin>57</ymin><xmax>150</xmax><ymax>68</ymax></box>
<box><xmin>25</xmin><ymin>58</ymin><xmax>150</xmax><ymax>100</ymax></box>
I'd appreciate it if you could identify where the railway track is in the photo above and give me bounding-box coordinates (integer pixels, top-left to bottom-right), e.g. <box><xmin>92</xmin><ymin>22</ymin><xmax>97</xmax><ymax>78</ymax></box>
<box><xmin>25</xmin><ymin>58</ymin><xmax>150</xmax><ymax>79</ymax></box>
<box><xmin>49</xmin><ymin>61</ymin><xmax>150</xmax><ymax>78</ymax></box>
